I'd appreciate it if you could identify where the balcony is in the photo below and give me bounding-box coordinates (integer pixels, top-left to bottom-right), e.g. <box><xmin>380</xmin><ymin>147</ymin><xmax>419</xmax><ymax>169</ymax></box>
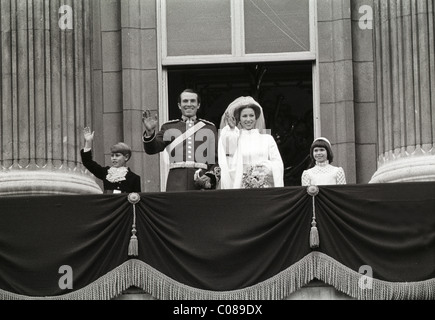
<box><xmin>0</xmin><ymin>183</ymin><xmax>434</xmax><ymax>300</ymax></box>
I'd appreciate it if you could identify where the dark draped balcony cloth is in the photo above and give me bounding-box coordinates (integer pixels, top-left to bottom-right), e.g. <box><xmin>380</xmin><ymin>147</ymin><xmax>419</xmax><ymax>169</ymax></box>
<box><xmin>0</xmin><ymin>182</ymin><xmax>434</xmax><ymax>300</ymax></box>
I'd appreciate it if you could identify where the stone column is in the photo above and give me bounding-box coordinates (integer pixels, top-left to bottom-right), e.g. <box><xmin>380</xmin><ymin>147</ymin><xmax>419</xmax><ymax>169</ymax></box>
<box><xmin>0</xmin><ymin>0</ymin><xmax>101</xmax><ymax>195</ymax></box>
<box><xmin>317</xmin><ymin>0</ymin><xmax>357</xmax><ymax>183</ymax></box>
<box><xmin>370</xmin><ymin>0</ymin><xmax>435</xmax><ymax>183</ymax></box>
<box><xmin>120</xmin><ymin>0</ymin><xmax>159</xmax><ymax>192</ymax></box>
<box><xmin>351</xmin><ymin>0</ymin><xmax>377</xmax><ymax>183</ymax></box>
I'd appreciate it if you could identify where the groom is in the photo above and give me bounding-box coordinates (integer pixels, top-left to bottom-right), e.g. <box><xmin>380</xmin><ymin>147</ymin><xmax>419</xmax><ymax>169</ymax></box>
<box><xmin>142</xmin><ymin>89</ymin><xmax>220</xmax><ymax>191</ymax></box>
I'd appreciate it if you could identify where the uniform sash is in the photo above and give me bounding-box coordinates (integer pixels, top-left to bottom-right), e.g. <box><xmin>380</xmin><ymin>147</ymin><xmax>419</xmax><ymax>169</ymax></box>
<box><xmin>165</xmin><ymin>121</ymin><xmax>206</xmax><ymax>155</ymax></box>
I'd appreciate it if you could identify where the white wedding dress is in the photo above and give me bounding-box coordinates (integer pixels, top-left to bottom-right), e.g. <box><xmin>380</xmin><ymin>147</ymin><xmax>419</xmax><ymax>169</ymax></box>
<box><xmin>218</xmin><ymin>96</ymin><xmax>284</xmax><ymax>189</ymax></box>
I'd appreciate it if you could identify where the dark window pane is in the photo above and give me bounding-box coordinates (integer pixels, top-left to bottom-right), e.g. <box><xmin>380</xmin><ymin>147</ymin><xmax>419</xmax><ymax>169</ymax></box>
<box><xmin>244</xmin><ymin>0</ymin><xmax>310</xmax><ymax>54</ymax></box>
<box><xmin>166</xmin><ymin>0</ymin><xmax>232</xmax><ymax>56</ymax></box>
<box><xmin>168</xmin><ymin>62</ymin><xmax>314</xmax><ymax>186</ymax></box>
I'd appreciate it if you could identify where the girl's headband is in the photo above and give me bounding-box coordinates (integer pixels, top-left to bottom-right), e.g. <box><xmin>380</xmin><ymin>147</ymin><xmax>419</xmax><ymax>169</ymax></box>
<box><xmin>313</xmin><ymin>137</ymin><xmax>331</xmax><ymax>147</ymax></box>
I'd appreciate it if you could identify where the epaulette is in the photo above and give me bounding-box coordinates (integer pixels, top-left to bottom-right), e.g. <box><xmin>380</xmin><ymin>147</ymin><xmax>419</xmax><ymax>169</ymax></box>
<box><xmin>199</xmin><ymin>119</ymin><xmax>215</xmax><ymax>126</ymax></box>
<box><xmin>166</xmin><ymin>119</ymin><xmax>181</xmax><ymax>123</ymax></box>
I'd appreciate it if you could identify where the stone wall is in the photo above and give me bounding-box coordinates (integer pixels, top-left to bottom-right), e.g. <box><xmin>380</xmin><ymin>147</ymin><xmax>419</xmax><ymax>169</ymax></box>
<box><xmin>316</xmin><ymin>0</ymin><xmax>357</xmax><ymax>184</ymax></box>
<box><xmin>91</xmin><ymin>0</ymin><xmax>160</xmax><ymax>192</ymax></box>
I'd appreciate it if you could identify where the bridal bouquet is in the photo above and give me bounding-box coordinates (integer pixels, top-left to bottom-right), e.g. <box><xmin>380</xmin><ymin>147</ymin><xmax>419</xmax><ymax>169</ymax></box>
<box><xmin>241</xmin><ymin>164</ymin><xmax>274</xmax><ymax>188</ymax></box>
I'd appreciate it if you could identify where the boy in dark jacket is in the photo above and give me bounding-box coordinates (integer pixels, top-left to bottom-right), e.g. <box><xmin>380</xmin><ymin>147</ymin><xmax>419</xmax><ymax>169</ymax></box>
<box><xmin>80</xmin><ymin>127</ymin><xmax>141</xmax><ymax>194</ymax></box>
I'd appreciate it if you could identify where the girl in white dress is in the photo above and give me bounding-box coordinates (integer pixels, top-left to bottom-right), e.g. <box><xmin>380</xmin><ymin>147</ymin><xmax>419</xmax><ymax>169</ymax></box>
<box><xmin>218</xmin><ymin>96</ymin><xmax>284</xmax><ymax>189</ymax></box>
<box><xmin>301</xmin><ymin>137</ymin><xmax>346</xmax><ymax>186</ymax></box>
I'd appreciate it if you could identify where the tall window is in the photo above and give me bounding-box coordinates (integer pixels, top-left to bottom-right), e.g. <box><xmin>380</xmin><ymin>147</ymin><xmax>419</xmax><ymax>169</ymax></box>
<box><xmin>162</xmin><ymin>0</ymin><xmax>315</xmax><ymax>63</ymax></box>
<box><xmin>159</xmin><ymin>0</ymin><xmax>317</xmax><ymax>186</ymax></box>
<box><xmin>165</xmin><ymin>0</ymin><xmax>232</xmax><ymax>56</ymax></box>
<box><xmin>244</xmin><ymin>0</ymin><xmax>310</xmax><ymax>54</ymax></box>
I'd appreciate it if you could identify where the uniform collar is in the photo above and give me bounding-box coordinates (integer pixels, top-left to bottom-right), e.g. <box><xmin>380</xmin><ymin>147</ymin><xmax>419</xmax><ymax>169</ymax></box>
<box><xmin>181</xmin><ymin>115</ymin><xmax>197</xmax><ymax>123</ymax></box>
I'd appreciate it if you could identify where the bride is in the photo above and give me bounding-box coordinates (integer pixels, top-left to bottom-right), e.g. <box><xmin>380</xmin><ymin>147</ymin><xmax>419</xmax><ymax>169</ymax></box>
<box><xmin>218</xmin><ymin>96</ymin><xmax>284</xmax><ymax>189</ymax></box>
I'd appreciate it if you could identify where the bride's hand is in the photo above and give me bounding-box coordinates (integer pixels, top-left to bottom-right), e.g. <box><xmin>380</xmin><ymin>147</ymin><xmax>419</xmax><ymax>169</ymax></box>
<box><xmin>225</xmin><ymin>112</ymin><xmax>237</xmax><ymax>129</ymax></box>
<box><xmin>258</xmin><ymin>161</ymin><xmax>272</xmax><ymax>174</ymax></box>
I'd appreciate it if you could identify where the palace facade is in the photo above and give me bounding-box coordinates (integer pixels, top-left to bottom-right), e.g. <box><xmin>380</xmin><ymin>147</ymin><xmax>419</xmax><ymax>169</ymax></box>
<box><xmin>1</xmin><ymin>0</ymin><xmax>434</xmax><ymax>300</ymax></box>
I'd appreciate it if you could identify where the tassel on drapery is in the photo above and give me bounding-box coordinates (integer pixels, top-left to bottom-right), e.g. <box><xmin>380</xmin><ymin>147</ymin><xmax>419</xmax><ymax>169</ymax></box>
<box><xmin>307</xmin><ymin>185</ymin><xmax>320</xmax><ymax>248</ymax></box>
<box><xmin>127</xmin><ymin>193</ymin><xmax>141</xmax><ymax>256</ymax></box>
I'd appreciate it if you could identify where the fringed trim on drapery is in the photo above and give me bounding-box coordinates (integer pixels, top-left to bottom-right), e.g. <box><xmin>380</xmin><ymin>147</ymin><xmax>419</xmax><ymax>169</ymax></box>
<box><xmin>1</xmin><ymin>253</ymin><xmax>434</xmax><ymax>300</ymax></box>
<box><xmin>0</xmin><ymin>261</ymin><xmax>137</xmax><ymax>300</ymax></box>
<box><xmin>312</xmin><ymin>252</ymin><xmax>435</xmax><ymax>300</ymax></box>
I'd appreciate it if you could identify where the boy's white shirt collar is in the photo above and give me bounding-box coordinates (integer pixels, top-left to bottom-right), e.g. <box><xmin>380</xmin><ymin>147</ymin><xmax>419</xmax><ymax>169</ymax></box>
<box><xmin>106</xmin><ymin>166</ymin><xmax>129</xmax><ymax>183</ymax></box>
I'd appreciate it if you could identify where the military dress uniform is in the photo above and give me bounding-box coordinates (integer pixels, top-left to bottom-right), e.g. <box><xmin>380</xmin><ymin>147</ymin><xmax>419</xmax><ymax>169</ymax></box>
<box><xmin>143</xmin><ymin>116</ymin><xmax>220</xmax><ymax>191</ymax></box>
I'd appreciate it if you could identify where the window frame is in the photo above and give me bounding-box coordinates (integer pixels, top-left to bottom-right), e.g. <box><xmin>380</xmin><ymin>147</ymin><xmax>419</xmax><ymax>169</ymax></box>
<box><xmin>156</xmin><ymin>0</ymin><xmax>320</xmax><ymax>191</ymax></box>
<box><xmin>161</xmin><ymin>0</ymin><xmax>316</xmax><ymax>65</ymax></box>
